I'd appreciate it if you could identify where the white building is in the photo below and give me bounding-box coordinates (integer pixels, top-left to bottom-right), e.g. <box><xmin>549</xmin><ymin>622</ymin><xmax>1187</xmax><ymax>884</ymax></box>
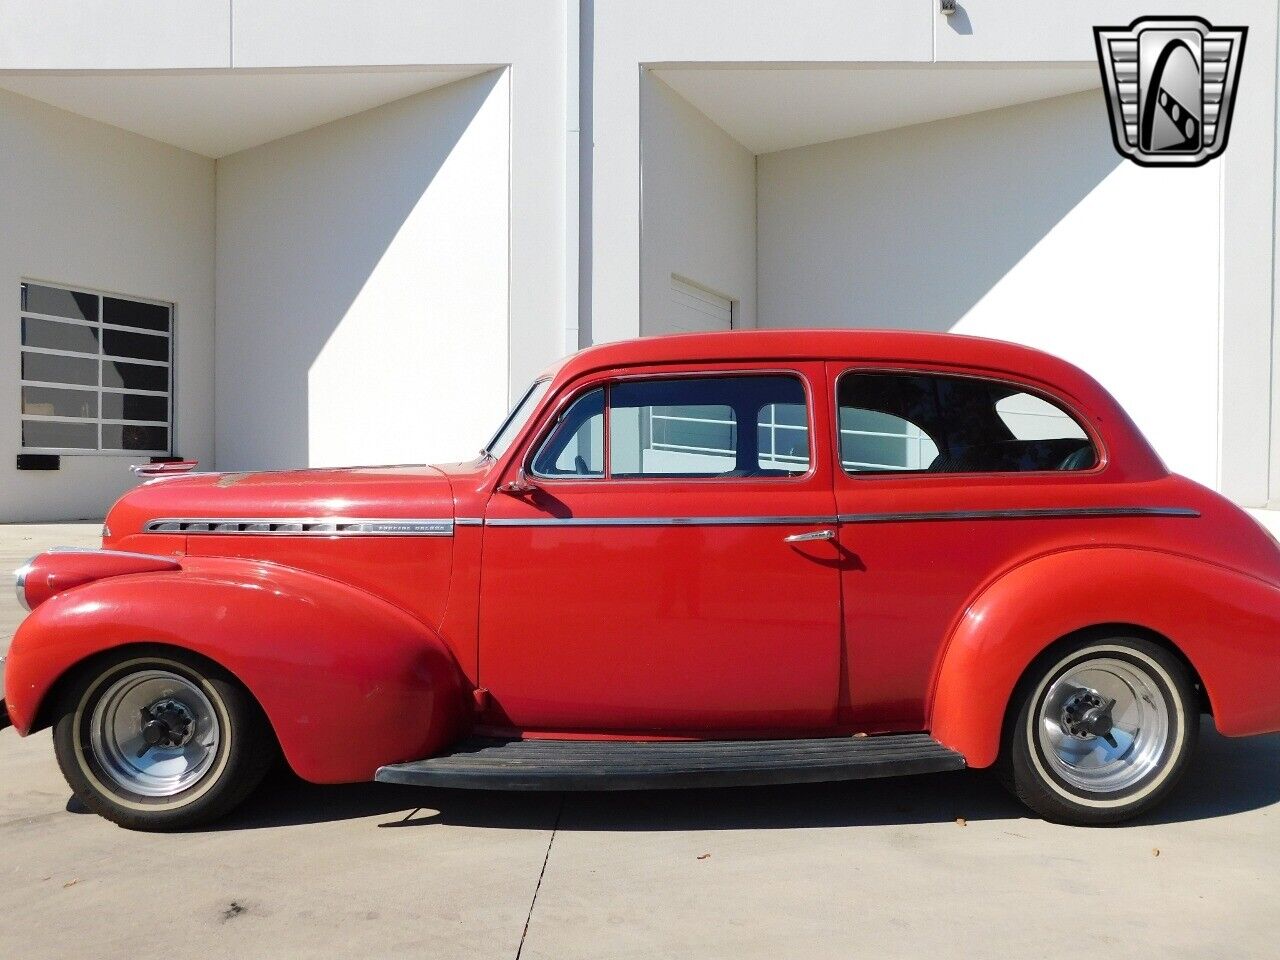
<box><xmin>1</xmin><ymin>1</ymin><xmax>1277</xmax><ymax>523</ymax></box>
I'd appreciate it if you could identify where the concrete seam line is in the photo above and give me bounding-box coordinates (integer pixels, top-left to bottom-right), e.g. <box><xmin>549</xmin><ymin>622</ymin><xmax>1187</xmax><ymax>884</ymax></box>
<box><xmin>515</xmin><ymin>793</ymin><xmax>566</xmax><ymax>960</ymax></box>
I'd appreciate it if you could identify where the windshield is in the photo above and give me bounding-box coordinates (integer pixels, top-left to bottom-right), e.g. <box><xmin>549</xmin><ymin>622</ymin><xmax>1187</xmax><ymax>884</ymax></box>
<box><xmin>483</xmin><ymin>379</ymin><xmax>551</xmax><ymax>459</ymax></box>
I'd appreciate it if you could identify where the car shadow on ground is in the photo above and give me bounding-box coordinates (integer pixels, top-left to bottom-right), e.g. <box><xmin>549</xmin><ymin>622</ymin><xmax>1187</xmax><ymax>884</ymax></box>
<box><xmin>83</xmin><ymin>723</ymin><xmax>1274</xmax><ymax>834</ymax></box>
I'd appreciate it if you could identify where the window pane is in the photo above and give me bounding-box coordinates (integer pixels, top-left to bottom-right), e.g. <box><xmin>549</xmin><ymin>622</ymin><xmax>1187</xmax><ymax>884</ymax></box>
<box><xmin>103</xmin><ymin>296</ymin><xmax>170</xmax><ymax>332</ymax></box>
<box><xmin>22</xmin><ymin>385</ymin><xmax>97</xmax><ymax>418</ymax></box>
<box><xmin>531</xmin><ymin>388</ymin><xmax>604</xmax><ymax>477</ymax></box>
<box><xmin>627</xmin><ymin>404</ymin><xmax>736</xmax><ymax>474</ymax></box>
<box><xmin>609</xmin><ymin>375</ymin><xmax>808</xmax><ymax>478</ymax></box>
<box><xmin>103</xmin><ymin>328</ymin><xmax>169</xmax><ymax>362</ymax></box>
<box><xmin>838</xmin><ymin>405</ymin><xmax>938</xmax><ymax>471</ymax></box>
<box><xmin>103</xmin><ymin>359</ymin><xmax>168</xmax><ymax>392</ymax></box>
<box><xmin>22</xmin><ymin>350</ymin><xmax>97</xmax><ymax>386</ymax></box>
<box><xmin>996</xmin><ymin>392</ymin><xmax>1087</xmax><ymax>441</ymax></box>
<box><xmin>102</xmin><ymin>423</ymin><xmax>168</xmax><ymax>451</ymax></box>
<box><xmin>21</xmin><ymin>317</ymin><xmax>99</xmax><ymax>354</ymax></box>
<box><xmin>757</xmin><ymin>402</ymin><xmax>810</xmax><ymax>471</ymax></box>
<box><xmin>486</xmin><ymin>379</ymin><xmax>550</xmax><ymax>458</ymax></box>
<box><xmin>837</xmin><ymin>372</ymin><xmax>1094</xmax><ymax>475</ymax></box>
<box><xmin>22</xmin><ymin>419</ymin><xmax>97</xmax><ymax>449</ymax></box>
<box><xmin>21</xmin><ymin>283</ymin><xmax>97</xmax><ymax>322</ymax></box>
<box><xmin>102</xmin><ymin>392</ymin><xmax>168</xmax><ymax>423</ymax></box>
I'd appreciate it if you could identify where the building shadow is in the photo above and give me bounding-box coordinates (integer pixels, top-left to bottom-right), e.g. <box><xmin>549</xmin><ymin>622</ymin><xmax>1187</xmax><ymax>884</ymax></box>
<box><xmin>214</xmin><ymin>69</ymin><xmax>506</xmax><ymax>471</ymax></box>
<box><xmin>200</xmin><ymin>721</ymin><xmax>1279</xmax><ymax>833</ymax></box>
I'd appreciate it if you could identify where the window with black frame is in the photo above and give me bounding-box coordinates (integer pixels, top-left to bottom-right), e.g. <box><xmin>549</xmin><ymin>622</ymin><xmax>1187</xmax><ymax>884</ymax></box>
<box><xmin>531</xmin><ymin>375</ymin><xmax>810</xmax><ymax>480</ymax></box>
<box><xmin>19</xmin><ymin>282</ymin><xmax>172</xmax><ymax>455</ymax></box>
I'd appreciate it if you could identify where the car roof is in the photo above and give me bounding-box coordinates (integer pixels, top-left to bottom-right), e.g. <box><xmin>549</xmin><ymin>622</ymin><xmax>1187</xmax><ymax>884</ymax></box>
<box><xmin>555</xmin><ymin>330</ymin><xmax>1085</xmax><ymax>392</ymax></box>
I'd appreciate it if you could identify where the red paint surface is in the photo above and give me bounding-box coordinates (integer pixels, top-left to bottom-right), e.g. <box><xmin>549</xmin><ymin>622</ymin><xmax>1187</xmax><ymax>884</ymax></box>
<box><xmin>4</xmin><ymin>330</ymin><xmax>1280</xmax><ymax>778</ymax></box>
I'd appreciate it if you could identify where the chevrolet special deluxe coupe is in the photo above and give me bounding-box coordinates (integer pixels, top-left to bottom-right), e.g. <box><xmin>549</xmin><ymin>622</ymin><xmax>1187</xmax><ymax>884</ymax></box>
<box><xmin>5</xmin><ymin>330</ymin><xmax>1280</xmax><ymax>831</ymax></box>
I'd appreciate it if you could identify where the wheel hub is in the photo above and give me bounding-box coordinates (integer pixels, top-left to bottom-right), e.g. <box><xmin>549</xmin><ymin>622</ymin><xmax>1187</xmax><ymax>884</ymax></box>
<box><xmin>87</xmin><ymin>670</ymin><xmax>221</xmax><ymax>798</ymax></box>
<box><xmin>139</xmin><ymin>699</ymin><xmax>196</xmax><ymax>749</ymax></box>
<box><xmin>1037</xmin><ymin>656</ymin><xmax>1172</xmax><ymax>794</ymax></box>
<box><xmin>1060</xmin><ymin>688</ymin><xmax>1117</xmax><ymax>743</ymax></box>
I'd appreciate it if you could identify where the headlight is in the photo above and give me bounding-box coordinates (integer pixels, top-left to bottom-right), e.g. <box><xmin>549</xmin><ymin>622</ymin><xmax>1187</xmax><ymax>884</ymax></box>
<box><xmin>13</xmin><ymin>557</ymin><xmax>35</xmax><ymax>612</ymax></box>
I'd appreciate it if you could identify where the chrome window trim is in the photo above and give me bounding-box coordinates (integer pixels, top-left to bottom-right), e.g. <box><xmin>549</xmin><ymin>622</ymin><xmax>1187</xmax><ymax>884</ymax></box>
<box><xmin>144</xmin><ymin>518</ymin><xmax>454</xmax><ymax>536</ymax></box>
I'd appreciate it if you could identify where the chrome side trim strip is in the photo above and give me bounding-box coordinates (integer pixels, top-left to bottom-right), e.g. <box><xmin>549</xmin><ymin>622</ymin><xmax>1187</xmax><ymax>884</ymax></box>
<box><xmin>837</xmin><ymin>506</ymin><xmax>1200</xmax><ymax>524</ymax></box>
<box><xmin>485</xmin><ymin>506</ymin><xmax>1199</xmax><ymax>528</ymax></box>
<box><xmin>483</xmin><ymin>515</ymin><xmax>839</xmax><ymax>528</ymax></box>
<box><xmin>144</xmin><ymin>518</ymin><xmax>454</xmax><ymax>536</ymax></box>
<box><xmin>143</xmin><ymin>507</ymin><xmax>1198</xmax><ymax>535</ymax></box>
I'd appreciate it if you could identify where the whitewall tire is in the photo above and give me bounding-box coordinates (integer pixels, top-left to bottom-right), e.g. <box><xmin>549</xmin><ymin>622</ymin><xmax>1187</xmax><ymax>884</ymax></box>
<box><xmin>1001</xmin><ymin>635</ymin><xmax>1199</xmax><ymax>825</ymax></box>
<box><xmin>53</xmin><ymin>647</ymin><xmax>275</xmax><ymax>831</ymax></box>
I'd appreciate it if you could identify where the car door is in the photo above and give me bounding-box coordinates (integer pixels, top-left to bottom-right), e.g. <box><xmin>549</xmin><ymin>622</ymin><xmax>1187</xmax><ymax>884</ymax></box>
<box><xmin>478</xmin><ymin>362</ymin><xmax>842</xmax><ymax>733</ymax></box>
<box><xmin>828</xmin><ymin>361</ymin><xmax>1109</xmax><ymax>733</ymax></box>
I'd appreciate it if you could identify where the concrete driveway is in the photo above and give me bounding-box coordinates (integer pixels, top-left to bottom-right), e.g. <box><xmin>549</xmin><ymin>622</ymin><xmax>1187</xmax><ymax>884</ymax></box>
<box><xmin>2</xmin><ymin>523</ymin><xmax>1278</xmax><ymax>959</ymax></box>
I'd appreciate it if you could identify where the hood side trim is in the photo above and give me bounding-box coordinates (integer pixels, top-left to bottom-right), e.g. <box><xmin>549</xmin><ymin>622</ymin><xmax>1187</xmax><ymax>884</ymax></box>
<box><xmin>144</xmin><ymin>518</ymin><xmax>454</xmax><ymax>537</ymax></box>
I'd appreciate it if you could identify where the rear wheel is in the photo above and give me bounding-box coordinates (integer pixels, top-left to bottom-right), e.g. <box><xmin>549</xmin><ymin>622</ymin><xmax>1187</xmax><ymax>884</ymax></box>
<box><xmin>1001</xmin><ymin>635</ymin><xmax>1198</xmax><ymax>825</ymax></box>
<box><xmin>53</xmin><ymin>648</ymin><xmax>274</xmax><ymax>831</ymax></box>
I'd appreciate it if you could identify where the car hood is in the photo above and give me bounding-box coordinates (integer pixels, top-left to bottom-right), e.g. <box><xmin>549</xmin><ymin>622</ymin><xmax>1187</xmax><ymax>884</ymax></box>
<box><xmin>104</xmin><ymin>465</ymin><xmax>456</xmax><ymax>540</ymax></box>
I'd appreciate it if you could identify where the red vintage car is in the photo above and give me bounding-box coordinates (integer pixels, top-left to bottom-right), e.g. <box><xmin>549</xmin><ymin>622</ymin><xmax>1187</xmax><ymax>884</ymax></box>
<box><xmin>5</xmin><ymin>330</ymin><xmax>1280</xmax><ymax>831</ymax></box>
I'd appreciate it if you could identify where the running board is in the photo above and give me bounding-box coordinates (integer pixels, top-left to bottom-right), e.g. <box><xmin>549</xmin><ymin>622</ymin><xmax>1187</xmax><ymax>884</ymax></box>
<box><xmin>375</xmin><ymin>733</ymin><xmax>965</xmax><ymax>791</ymax></box>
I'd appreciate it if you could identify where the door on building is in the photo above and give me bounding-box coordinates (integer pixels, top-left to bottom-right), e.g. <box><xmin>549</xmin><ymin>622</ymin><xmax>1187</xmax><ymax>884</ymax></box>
<box><xmin>666</xmin><ymin>275</ymin><xmax>734</xmax><ymax>333</ymax></box>
<box><xmin>478</xmin><ymin>362</ymin><xmax>842</xmax><ymax>733</ymax></box>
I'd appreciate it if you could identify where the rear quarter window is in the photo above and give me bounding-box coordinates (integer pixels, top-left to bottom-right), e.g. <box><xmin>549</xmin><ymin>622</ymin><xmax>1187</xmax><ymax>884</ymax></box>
<box><xmin>837</xmin><ymin>371</ymin><xmax>1096</xmax><ymax>475</ymax></box>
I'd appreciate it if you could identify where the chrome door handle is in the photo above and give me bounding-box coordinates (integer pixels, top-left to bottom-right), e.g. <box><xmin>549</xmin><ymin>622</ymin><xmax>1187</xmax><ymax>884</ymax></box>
<box><xmin>784</xmin><ymin>528</ymin><xmax>836</xmax><ymax>543</ymax></box>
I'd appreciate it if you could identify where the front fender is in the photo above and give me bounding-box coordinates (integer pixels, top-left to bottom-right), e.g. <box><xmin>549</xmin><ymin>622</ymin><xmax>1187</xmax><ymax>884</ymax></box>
<box><xmin>929</xmin><ymin>547</ymin><xmax>1280</xmax><ymax>767</ymax></box>
<box><xmin>5</xmin><ymin>556</ymin><xmax>466</xmax><ymax>783</ymax></box>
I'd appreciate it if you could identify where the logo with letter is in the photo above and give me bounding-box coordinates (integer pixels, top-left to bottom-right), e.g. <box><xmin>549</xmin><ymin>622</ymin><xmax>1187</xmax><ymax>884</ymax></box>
<box><xmin>1094</xmin><ymin>16</ymin><xmax>1247</xmax><ymax>167</ymax></box>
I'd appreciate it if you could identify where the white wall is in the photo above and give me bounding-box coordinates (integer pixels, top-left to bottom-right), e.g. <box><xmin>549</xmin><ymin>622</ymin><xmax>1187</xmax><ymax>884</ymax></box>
<box><xmin>590</xmin><ymin>0</ymin><xmax>935</xmax><ymax>347</ymax></box>
<box><xmin>229</xmin><ymin>0</ymin><xmax>568</xmax><ymax>400</ymax></box>
<box><xmin>757</xmin><ymin>91</ymin><xmax>1221</xmax><ymax>487</ymax></box>
<box><xmin>639</xmin><ymin>72</ymin><xmax>756</xmax><ymax>335</ymax></box>
<box><xmin>215</xmin><ymin>71</ymin><xmax>510</xmax><ymax>470</ymax></box>
<box><xmin>0</xmin><ymin>88</ymin><xmax>215</xmax><ymax>522</ymax></box>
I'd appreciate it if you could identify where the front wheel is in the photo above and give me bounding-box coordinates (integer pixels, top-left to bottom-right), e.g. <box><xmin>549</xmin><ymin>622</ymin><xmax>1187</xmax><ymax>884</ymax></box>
<box><xmin>53</xmin><ymin>648</ymin><xmax>275</xmax><ymax>831</ymax></box>
<box><xmin>1001</xmin><ymin>635</ymin><xmax>1199</xmax><ymax>825</ymax></box>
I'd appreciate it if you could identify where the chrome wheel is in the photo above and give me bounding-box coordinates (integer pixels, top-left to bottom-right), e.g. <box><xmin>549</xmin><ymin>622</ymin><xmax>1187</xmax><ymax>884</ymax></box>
<box><xmin>88</xmin><ymin>670</ymin><xmax>221</xmax><ymax>798</ymax></box>
<box><xmin>1036</xmin><ymin>657</ymin><xmax>1170</xmax><ymax>794</ymax></box>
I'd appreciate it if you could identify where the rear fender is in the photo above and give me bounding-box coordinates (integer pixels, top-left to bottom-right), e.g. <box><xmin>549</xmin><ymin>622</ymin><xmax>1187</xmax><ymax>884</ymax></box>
<box><xmin>929</xmin><ymin>547</ymin><xmax>1280</xmax><ymax>767</ymax></box>
<box><xmin>5</xmin><ymin>556</ymin><xmax>466</xmax><ymax>783</ymax></box>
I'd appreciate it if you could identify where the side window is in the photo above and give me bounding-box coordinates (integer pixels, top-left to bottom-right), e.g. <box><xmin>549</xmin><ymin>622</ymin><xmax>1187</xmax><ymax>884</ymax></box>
<box><xmin>531</xmin><ymin>388</ymin><xmax>604</xmax><ymax>477</ymax></box>
<box><xmin>531</xmin><ymin>375</ymin><xmax>810</xmax><ymax>480</ymax></box>
<box><xmin>837</xmin><ymin>372</ymin><xmax>1095</xmax><ymax>475</ymax></box>
<box><xmin>609</xmin><ymin>375</ymin><xmax>809</xmax><ymax>478</ymax></box>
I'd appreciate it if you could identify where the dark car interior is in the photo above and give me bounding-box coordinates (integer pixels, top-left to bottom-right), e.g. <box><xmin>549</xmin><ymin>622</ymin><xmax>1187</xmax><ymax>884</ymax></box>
<box><xmin>838</xmin><ymin>371</ymin><xmax>1097</xmax><ymax>474</ymax></box>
